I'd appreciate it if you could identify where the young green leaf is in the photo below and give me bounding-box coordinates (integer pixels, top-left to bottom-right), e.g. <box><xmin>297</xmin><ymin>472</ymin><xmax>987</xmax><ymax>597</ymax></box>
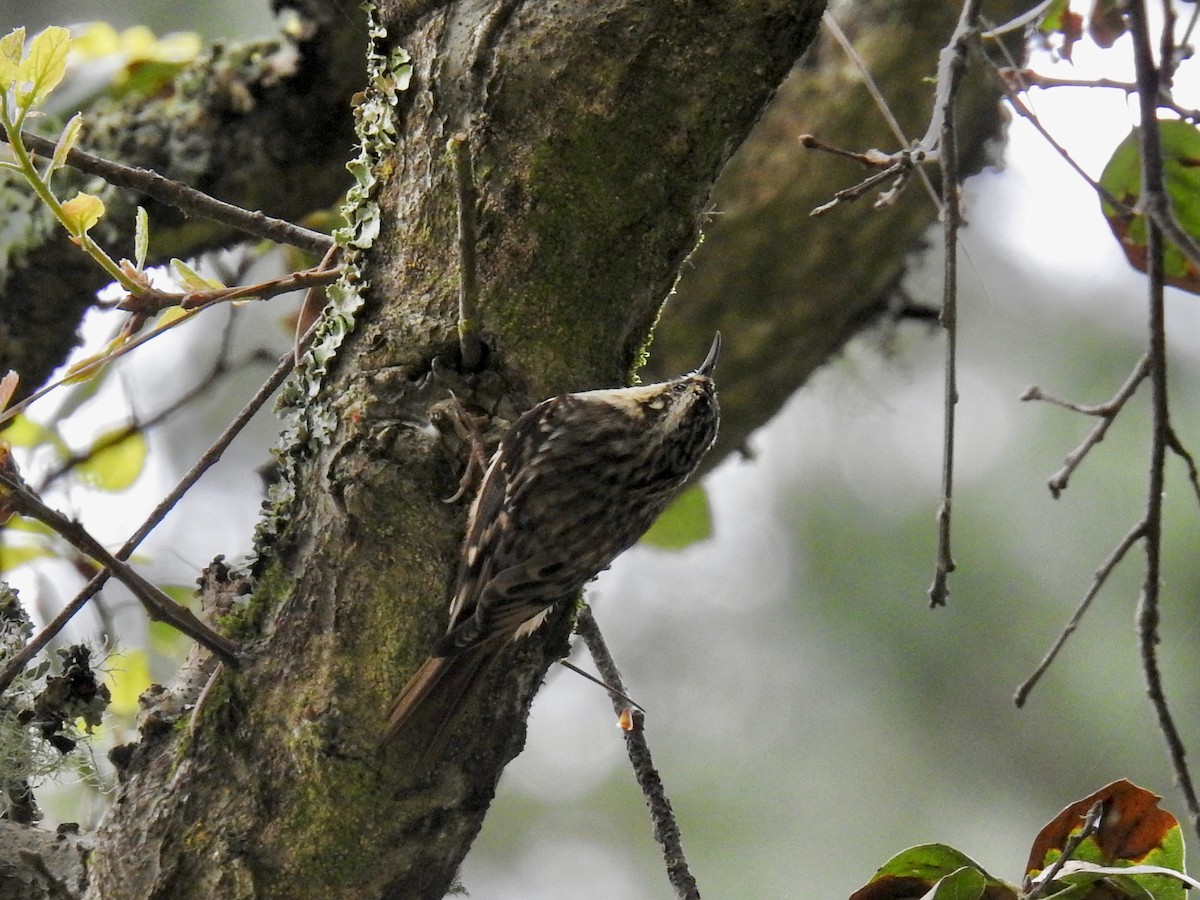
<box><xmin>49</xmin><ymin>112</ymin><xmax>83</xmax><ymax>177</ymax></box>
<box><xmin>76</xmin><ymin>428</ymin><xmax>148</xmax><ymax>491</ymax></box>
<box><xmin>104</xmin><ymin>649</ymin><xmax>151</xmax><ymax>718</ymax></box>
<box><xmin>0</xmin><ymin>27</ymin><xmax>25</xmax><ymax>93</ymax></box>
<box><xmin>15</xmin><ymin>26</ymin><xmax>70</xmax><ymax>108</ymax></box>
<box><xmin>61</xmin><ymin>191</ymin><xmax>105</xmax><ymax>237</ymax></box>
<box><xmin>641</xmin><ymin>484</ymin><xmax>714</xmax><ymax>550</ymax></box>
<box><xmin>0</xmin><ymin>541</ymin><xmax>56</xmax><ymax>572</ymax></box>
<box><xmin>134</xmin><ymin>205</ymin><xmax>149</xmax><ymax>270</ymax></box>
<box><xmin>170</xmin><ymin>257</ymin><xmax>225</xmax><ymax>291</ymax></box>
<box><xmin>3</xmin><ymin>412</ymin><xmax>59</xmax><ymax>450</ymax></box>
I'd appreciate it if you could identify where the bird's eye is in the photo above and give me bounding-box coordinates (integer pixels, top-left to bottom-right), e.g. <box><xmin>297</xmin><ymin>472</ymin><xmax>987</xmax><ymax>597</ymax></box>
<box><xmin>671</xmin><ymin>383</ymin><xmax>689</xmax><ymax>395</ymax></box>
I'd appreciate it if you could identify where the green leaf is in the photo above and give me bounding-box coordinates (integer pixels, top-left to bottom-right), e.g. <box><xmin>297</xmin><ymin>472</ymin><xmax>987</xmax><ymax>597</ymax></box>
<box><xmin>0</xmin><ymin>28</ymin><xmax>25</xmax><ymax>93</ymax></box>
<box><xmin>15</xmin><ymin>26</ymin><xmax>70</xmax><ymax>108</ymax></box>
<box><xmin>1099</xmin><ymin>121</ymin><xmax>1200</xmax><ymax>294</ymax></box>
<box><xmin>4</xmin><ymin>412</ymin><xmax>54</xmax><ymax>448</ymax></box>
<box><xmin>76</xmin><ymin>428</ymin><xmax>147</xmax><ymax>491</ymax></box>
<box><xmin>170</xmin><ymin>257</ymin><xmax>225</xmax><ymax>291</ymax></box>
<box><xmin>3</xmin><ymin>514</ymin><xmax>56</xmax><ymax>536</ymax></box>
<box><xmin>134</xmin><ymin>206</ymin><xmax>149</xmax><ymax>270</ymax></box>
<box><xmin>922</xmin><ymin>867</ymin><xmax>986</xmax><ymax>900</ymax></box>
<box><xmin>850</xmin><ymin>844</ymin><xmax>1019</xmax><ymax>900</ymax></box>
<box><xmin>641</xmin><ymin>484</ymin><xmax>713</xmax><ymax>550</ymax></box>
<box><xmin>0</xmin><ymin>541</ymin><xmax>54</xmax><ymax>572</ymax></box>
<box><xmin>61</xmin><ymin>191</ymin><xmax>105</xmax><ymax>237</ymax></box>
<box><xmin>49</xmin><ymin>112</ymin><xmax>83</xmax><ymax>177</ymax></box>
<box><xmin>105</xmin><ymin>649</ymin><xmax>151</xmax><ymax>718</ymax></box>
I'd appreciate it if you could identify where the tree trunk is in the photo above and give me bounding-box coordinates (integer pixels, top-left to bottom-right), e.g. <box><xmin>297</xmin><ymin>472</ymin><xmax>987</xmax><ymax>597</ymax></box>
<box><xmin>84</xmin><ymin>2</ymin><xmax>824</xmax><ymax>897</ymax></box>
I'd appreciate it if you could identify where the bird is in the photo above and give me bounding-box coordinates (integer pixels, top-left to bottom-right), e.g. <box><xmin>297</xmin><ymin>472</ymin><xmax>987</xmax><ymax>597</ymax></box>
<box><xmin>381</xmin><ymin>333</ymin><xmax>722</xmax><ymax>759</ymax></box>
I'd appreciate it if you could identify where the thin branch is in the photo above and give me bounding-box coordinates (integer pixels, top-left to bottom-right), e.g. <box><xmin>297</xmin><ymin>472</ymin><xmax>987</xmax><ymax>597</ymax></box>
<box><xmin>1127</xmin><ymin>0</ymin><xmax>1200</xmax><ymax>839</ymax></box>
<box><xmin>979</xmin><ymin>58</ymin><xmax>1128</xmax><ymax>213</ymax></box>
<box><xmin>917</xmin><ymin>0</ymin><xmax>985</xmax><ymax>153</ymax></box>
<box><xmin>575</xmin><ymin>605</ymin><xmax>699</xmax><ymax>900</ymax></box>
<box><xmin>557</xmin><ymin>658</ymin><xmax>645</xmax><ymax>713</ymax></box>
<box><xmin>1165</xmin><ymin>426</ymin><xmax>1200</xmax><ymax>508</ymax></box>
<box><xmin>1014</xmin><ymin>522</ymin><xmax>1144</xmax><ymax>707</ymax></box>
<box><xmin>0</xmin><ymin>470</ymin><xmax>240</xmax><ymax>664</ymax></box>
<box><xmin>1020</xmin><ymin>354</ymin><xmax>1151</xmax><ymax>498</ymax></box>
<box><xmin>1024</xmin><ymin>800</ymin><xmax>1106</xmax><ymax>899</ymax></box>
<box><xmin>928</xmin><ymin>1</ymin><xmax>979</xmax><ymax>608</ymax></box>
<box><xmin>0</xmin><ymin>321</ymin><xmax>320</xmax><ymax>697</ymax></box>
<box><xmin>5</xmin><ymin>129</ymin><xmax>333</xmax><ymax>256</ymax></box>
<box><xmin>821</xmin><ymin>12</ymin><xmax>940</xmax><ymax>210</ymax></box>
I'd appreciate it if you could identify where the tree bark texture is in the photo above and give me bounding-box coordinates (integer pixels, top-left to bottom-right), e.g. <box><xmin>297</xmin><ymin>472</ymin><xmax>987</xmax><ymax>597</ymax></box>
<box><xmin>84</xmin><ymin>2</ymin><xmax>824</xmax><ymax>897</ymax></box>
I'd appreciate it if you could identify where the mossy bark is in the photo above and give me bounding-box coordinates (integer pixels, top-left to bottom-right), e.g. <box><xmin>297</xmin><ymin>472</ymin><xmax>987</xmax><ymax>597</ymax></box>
<box><xmin>84</xmin><ymin>2</ymin><xmax>824</xmax><ymax>897</ymax></box>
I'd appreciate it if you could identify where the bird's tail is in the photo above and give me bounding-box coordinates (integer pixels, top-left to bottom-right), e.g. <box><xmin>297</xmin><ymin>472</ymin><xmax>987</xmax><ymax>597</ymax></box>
<box><xmin>380</xmin><ymin>644</ymin><xmax>500</xmax><ymax>763</ymax></box>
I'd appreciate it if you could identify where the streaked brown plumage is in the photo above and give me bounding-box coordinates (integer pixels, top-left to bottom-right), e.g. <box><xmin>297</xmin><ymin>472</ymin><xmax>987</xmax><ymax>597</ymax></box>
<box><xmin>381</xmin><ymin>334</ymin><xmax>722</xmax><ymax>758</ymax></box>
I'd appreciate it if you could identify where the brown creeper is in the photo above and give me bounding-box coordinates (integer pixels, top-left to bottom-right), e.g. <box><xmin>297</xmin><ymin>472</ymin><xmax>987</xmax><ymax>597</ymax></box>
<box><xmin>381</xmin><ymin>333</ymin><xmax>722</xmax><ymax>756</ymax></box>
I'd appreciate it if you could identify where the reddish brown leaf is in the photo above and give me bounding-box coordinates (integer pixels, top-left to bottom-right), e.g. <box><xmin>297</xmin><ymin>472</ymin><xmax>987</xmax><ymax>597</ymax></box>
<box><xmin>1088</xmin><ymin>0</ymin><xmax>1127</xmax><ymax>48</ymax></box>
<box><xmin>1026</xmin><ymin>780</ymin><xmax>1178</xmax><ymax>877</ymax></box>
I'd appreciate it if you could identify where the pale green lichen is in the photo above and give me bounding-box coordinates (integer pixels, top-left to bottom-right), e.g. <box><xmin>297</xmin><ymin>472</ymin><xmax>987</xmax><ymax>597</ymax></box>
<box><xmin>243</xmin><ymin>10</ymin><xmax>409</xmax><ymax>576</ymax></box>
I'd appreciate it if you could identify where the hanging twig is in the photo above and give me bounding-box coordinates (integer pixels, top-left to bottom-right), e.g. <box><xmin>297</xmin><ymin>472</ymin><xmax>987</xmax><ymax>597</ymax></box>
<box><xmin>575</xmin><ymin>605</ymin><xmax>700</xmax><ymax>900</ymax></box>
<box><xmin>1014</xmin><ymin>522</ymin><xmax>1144</xmax><ymax>708</ymax></box>
<box><xmin>1020</xmin><ymin>354</ymin><xmax>1151</xmax><ymax>498</ymax></box>
<box><xmin>928</xmin><ymin>0</ymin><xmax>982</xmax><ymax>608</ymax></box>
<box><xmin>1126</xmin><ymin>0</ymin><xmax>1200</xmax><ymax>839</ymax></box>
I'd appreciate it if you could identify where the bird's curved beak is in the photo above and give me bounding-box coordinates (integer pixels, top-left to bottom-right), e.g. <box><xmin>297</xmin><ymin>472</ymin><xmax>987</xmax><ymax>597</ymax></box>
<box><xmin>695</xmin><ymin>332</ymin><xmax>721</xmax><ymax>378</ymax></box>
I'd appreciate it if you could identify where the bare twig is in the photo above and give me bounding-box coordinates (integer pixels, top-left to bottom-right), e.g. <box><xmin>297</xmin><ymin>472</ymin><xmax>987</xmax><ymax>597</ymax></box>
<box><xmin>807</xmin><ymin>158</ymin><xmax>917</xmax><ymax>217</ymax></box>
<box><xmin>5</xmin><ymin>129</ymin><xmax>333</xmax><ymax>256</ymax></box>
<box><xmin>820</xmin><ymin>12</ymin><xmax>940</xmax><ymax>210</ymax></box>
<box><xmin>1165</xmin><ymin>425</ymin><xmax>1200</xmax><ymax>508</ymax></box>
<box><xmin>0</xmin><ymin>321</ymin><xmax>320</xmax><ymax>697</ymax></box>
<box><xmin>575</xmin><ymin>605</ymin><xmax>699</xmax><ymax>900</ymax></box>
<box><xmin>1024</xmin><ymin>799</ymin><xmax>1106</xmax><ymax>899</ymax></box>
<box><xmin>0</xmin><ymin>470</ymin><xmax>240</xmax><ymax>664</ymax></box>
<box><xmin>116</xmin><ymin>264</ymin><xmax>342</xmax><ymax>323</ymax></box>
<box><xmin>928</xmin><ymin>1</ymin><xmax>981</xmax><ymax>608</ymax></box>
<box><xmin>1126</xmin><ymin>0</ymin><xmax>1200</xmax><ymax>839</ymax></box>
<box><xmin>557</xmin><ymin>658</ymin><xmax>645</xmax><ymax>713</ymax></box>
<box><xmin>1014</xmin><ymin>522</ymin><xmax>1144</xmax><ymax>707</ymax></box>
<box><xmin>978</xmin><ymin>58</ymin><xmax>1128</xmax><ymax>213</ymax></box>
<box><xmin>1020</xmin><ymin>355</ymin><xmax>1151</xmax><ymax>498</ymax></box>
